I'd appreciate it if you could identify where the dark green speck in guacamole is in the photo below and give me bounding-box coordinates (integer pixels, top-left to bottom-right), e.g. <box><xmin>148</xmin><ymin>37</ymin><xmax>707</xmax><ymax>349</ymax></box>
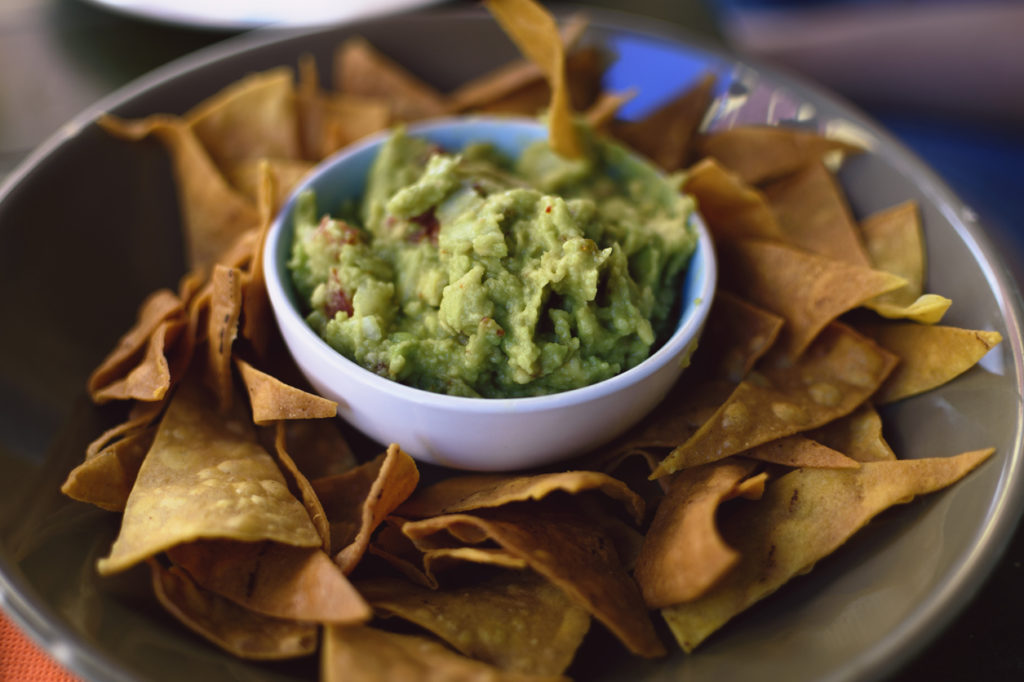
<box><xmin>288</xmin><ymin>125</ymin><xmax>696</xmax><ymax>398</ymax></box>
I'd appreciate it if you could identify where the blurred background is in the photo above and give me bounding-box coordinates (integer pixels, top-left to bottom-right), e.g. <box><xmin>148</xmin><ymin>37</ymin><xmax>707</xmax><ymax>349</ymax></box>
<box><xmin>0</xmin><ymin>0</ymin><xmax>1022</xmax><ymax>679</ymax></box>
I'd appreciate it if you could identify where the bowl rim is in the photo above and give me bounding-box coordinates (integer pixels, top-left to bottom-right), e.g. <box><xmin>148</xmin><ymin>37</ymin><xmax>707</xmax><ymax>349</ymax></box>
<box><xmin>263</xmin><ymin>114</ymin><xmax>718</xmax><ymax>412</ymax></box>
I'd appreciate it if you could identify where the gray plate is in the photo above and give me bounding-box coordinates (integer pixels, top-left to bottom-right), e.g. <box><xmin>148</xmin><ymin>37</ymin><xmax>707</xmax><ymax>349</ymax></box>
<box><xmin>1</xmin><ymin>6</ymin><xmax>1022</xmax><ymax>682</ymax></box>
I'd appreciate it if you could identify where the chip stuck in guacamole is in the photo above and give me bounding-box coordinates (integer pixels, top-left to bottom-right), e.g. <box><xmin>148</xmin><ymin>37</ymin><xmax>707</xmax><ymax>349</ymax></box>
<box><xmin>288</xmin><ymin>126</ymin><xmax>697</xmax><ymax>397</ymax></box>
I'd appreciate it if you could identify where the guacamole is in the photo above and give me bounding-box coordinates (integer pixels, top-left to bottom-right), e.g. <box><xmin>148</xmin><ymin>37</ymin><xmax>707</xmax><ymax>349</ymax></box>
<box><xmin>288</xmin><ymin>127</ymin><xmax>696</xmax><ymax>398</ymax></box>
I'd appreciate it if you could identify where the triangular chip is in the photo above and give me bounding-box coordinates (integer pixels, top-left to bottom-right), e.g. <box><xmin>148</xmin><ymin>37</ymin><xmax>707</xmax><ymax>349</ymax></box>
<box><xmin>97</xmin><ymin>377</ymin><xmax>321</xmax><ymax>575</ymax></box>
<box><xmin>689</xmin><ymin>290</ymin><xmax>784</xmax><ymax>383</ymax></box>
<box><xmin>807</xmin><ymin>402</ymin><xmax>896</xmax><ymax>462</ymax></box>
<box><xmin>744</xmin><ymin>435</ymin><xmax>860</xmax><ymax>469</ymax></box>
<box><xmin>236</xmin><ymin>357</ymin><xmax>338</xmax><ymax>424</ymax></box>
<box><xmin>857</xmin><ymin>322</ymin><xmax>1003</xmax><ymax>403</ymax></box>
<box><xmin>62</xmin><ymin>423</ymin><xmax>158</xmax><ymax>511</ymax></box>
<box><xmin>274</xmin><ymin>421</ymin><xmax>331</xmax><ymax>551</ymax></box>
<box><xmin>683</xmin><ymin>157</ymin><xmax>787</xmax><ymax>243</ymax></box>
<box><xmin>92</xmin><ymin>317</ymin><xmax>185</xmax><ymax>404</ymax></box>
<box><xmin>359</xmin><ymin>572</ymin><xmax>590</xmax><ymax>676</ymax></box>
<box><xmin>205</xmin><ymin>264</ymin><xmax>243</xmax><ymax>412</ymax></box>
<box><xmin>651</xmin><ymin>323</ymin><xmax>898</xmax><ymax>477</ymax></box>
<box><xmin>661</xmin><ymin>448</ymin><xmax>994</xmax><ymax>652</ymax></box>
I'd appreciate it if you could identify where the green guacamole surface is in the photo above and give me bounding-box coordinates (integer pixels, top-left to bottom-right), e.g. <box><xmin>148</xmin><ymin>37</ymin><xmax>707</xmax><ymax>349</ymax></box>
<box><xmin>288</xmin><ymin>127</ymin><xmax>696</xmax><ymax>398</ymax></box>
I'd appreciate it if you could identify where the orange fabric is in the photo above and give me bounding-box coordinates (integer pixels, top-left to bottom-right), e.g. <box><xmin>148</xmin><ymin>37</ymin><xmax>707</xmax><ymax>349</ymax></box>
<box><xmin>0</xmin><ymin>609</ymin><xmax>80</xmax><ymax>681</ymax></box>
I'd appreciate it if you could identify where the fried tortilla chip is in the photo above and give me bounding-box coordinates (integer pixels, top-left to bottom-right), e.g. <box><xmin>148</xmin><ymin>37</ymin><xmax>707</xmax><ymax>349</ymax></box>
<box><xmin>763</xmin><ymin>160</ymin><xmax>872</xmax><ymax>267</ymax></box>
<box><xmin>148</xmin><ymin>560</ymin><xmax>317</xmax><ymax>660</ymax></box>
<box><xmin>62</xmin><ymin>423</ymin><xmax>158</xmax><ymax>511</ymax></box>
<box><xmin>185</xmin><ymin>67</ymin><xmax>302</xmax><ymax>172</ymax></box>
<box><xmin>402</xmin><ymin>501</ymin><xmax>665</xmax><ymax>658</ymax></box>
<box><xmin>682</xmin><ymin>158</ymin><xmax>787</xmax><ymax>243</ymax></box>
<box><xmin>206</xmin><ymin>264</ymin><xmax>243</xmax><ymax>412</ymax></box>
<box><xmin>312</xmin><ymin>444</ymin><xmax>419</xmax><ymax>573</ymax></box>
<box><xmin>860</xmin><ymin>201</ymin><xmax>951</xmax><ymax>323</ymax></box>
<box><xmin>857</xmin><ymin>322</ymin><xmax>1003</xmax><ymax>404</ymax></box>
<box><xmin>333</xmin><ymin>37</ymin><xmax>447</xmax><ymax>122</ymax></box>
<box><xmin>696</xmin><ymin>125</ymin><xmax>862</xmax><ymax>185</ymax></box>
<box><xmin>719</xmin><ymin>238</ymin><xmax>906</xmax><ymax>358</ymax></box>
<box><xmin>98</xmin><ymin>114</ymin><xmax>260</xmax><ymax>269</ymax></box>
<box><xmin>227</xmin><ymin>157</ymin><xmax>314</xmax><ymax>213</ymax></box>
<box><xmin>611</xmin><ymin>72</ymin><xmax>716</xmax><ymax>171</ymax></box>
<box><xmin>661</xmin><ymin>448</ymin><xmax>995</xmax><ymax>652</ymax></box>
<box><xmin>585</xmin><ymin>89</ymin><xmax>636</xmax><ymax>131</ymax></box>
<box><xmin>236</xmin><ymin>357</ymin><xmax>338</xmax><ymax>424</ymax></box>
<box><xmin>167</xmin><ymin>540</ymin><xmax>370</xmax><ymax>624</ymax></box>
<box><xmin>397</xmin><ymin>470</ymin><xmax>645</xmax><ymax>525</ymax></box>
<box><xmin>651</xmin><ymin>323</ymin><xmax>898</xmax><ymax>477</ymax></box>
<box><xmin>359</xmin><ymin>572</ymin><xmax>591</xmax><ymax>676</ymax></box>
<box><xmin>690</xmin><ymin>291</ymin><xmax>785</xmax><ymax>383</ymax></box>
<box><xmin>97</xmin><ymin>377</ymin><xmax>321</xmax><ymax>575</ymax></box>
<box><xmin>88</xmin><ymin>289</ymin><xmax>185</xmax><ymax>400</ymax></box>
<box><xmin>274</xmin><ymin>421</ymin><xmax>331</xmax><ymax>551</ymax></box>
<box><xmin>807</xmin><ymin>402</ymin><xmax>896</xmax><ymax>462</ymax></box>
<box><xmin>634</xmin><ymin>459</ymin><xmax>759</xmax><ymax>608</ymax></box>
<box><xmin>91</xmin><ymin>317</ymin><xmax>185</xmax><ymax>404</ymax></box>
<box><xmin>744</xmin><ymin>435</ymin><xmax>861</xmax><ymax>470</ymax></box>
<box><xmin>484</xmin><ymin>0</ymin><xmax>582</xmax><ymax>158</ymax></box>
<box><xmin>276</xmin><ymin>419</ymin><xmax>357</xmax><ymax>479</ymax></box>
<box><xmin>322</xmin><ymin>625</ymin><xmax>563</xmax><ymax>682</ymax></box>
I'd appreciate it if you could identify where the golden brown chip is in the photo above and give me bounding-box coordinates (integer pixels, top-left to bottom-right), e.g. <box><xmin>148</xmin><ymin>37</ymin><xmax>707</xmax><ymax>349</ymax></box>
<box><xmin>333</xmin><ymin>37</ymin><xmax>447</xmax><ymax>122</ymax></box>
<box><xmin>483</xmin><ymin>0</ymin><xmax>582</xmax><ymax>158</ymax></box>
<box><xmin>92</xmin><ymin>317</ymin><xmax>185</xmax><ymax>404</ymax></box>
<box><xmin>396</xmin><ymin>470</ymin><xmax>645</xmax><ymax>525</ymax></box>
<box><xmin>206</xmin><ymin>264</ymin><xmax>243</xmax><ymax>412</ymax></box>
<box><xmin>98</xmin><ymin>114</ymin><xmax>260</xmax><ymax>270</ymax></box>
<box><xmin>185</xmin><ymin>67</ymin><xmax>302</xmax><ymax>171</ymax></box>
<box><xmin>661</xmin><ymin>448</ymin><xmax>995</xmax><ymax>652</ymax></box>
<box><xmin>97</xmin><ymin>377</ymin><xmax>322</xmax><ymax>575</ymax></box>
<box><xmin>860</xmin><ymin>201</ymin><xmax>951</xmax><ymax>323</ymax></box>
<box><xmin>610</xmin><ymin>72</ymin><xmax>716</xmax><ymax>171</ymax></box>
<box><xmin>321</xmin><ymin>625</ymin><xmax>563</xmax><ymax>682</ymax></box>
<box><xmin>696</xmin><ymin>125</ymin><xmax>863</xmax><ymax>185</ymax></box>
<box><xmin>276</xmin><ymin>419</ymin><xmax>358</xmax><ymax>480</ymax></box>
<box><xmin>682</xmin><ymin>157</ymin><xmax>787</xmax><ymax>243</ymax></box>
<box><xmin>651</xmin><ymin>323</ymin><xmax>898</xmax><ymax>477</ymax></box>
<box><xmin>857</xmin><ymin>322</ymin><xmax>1003</xmax><ymax>404</ymax></box>
<box><xmin>87</xmin><ymin>289</ymin><xmax>185</xmax><ymax>400</ymax></box>
<box><xmin>148</xmin><ymin>560</ymin><xmax>317</xmax><ymax>660</ymax></box>
<box><xmin>359</xmin><ymin>572</ymin><xmax>590</xmax><ymax>676</ymax></box>
<box><xmin>584</xmin><ymin>89</ymin><xmax>636</xmax><ymax>131</ymax></box>
<box><xmin>807</xmin><ymin>403</ymin><xmax>896</xmax><ymax>462</ymax></box>
<box><xmin>62</xmin><ymin>423</ymin><xmax>158</xmax><ymax>511</ymax></box>
<box><xmin>227</xmin><ymin>157</ymin><xmax>314</xmax><ymax>214</ymax></box>
<box><xmin>274</xmin><ymin>421</ymin><xmax>330</xmax><ymax>551</ymax></box>
<box><xmin>763</xmin><ymin>160</ymin><xmax>872</xmax><ymax>267</ymax></box>
<box><xmin>690</xmin><ymin>291</ymin><xmax>785</xmax><ymax>383</ymax></box>
<box><xmin>167</xmin><ymin>540</ymin><xmax>370</xmax><ymax>624</ymax></box>
<box><xmin>634</xmin><ymin>459</ymin><xmax>758</xmax><ymax>608</ymax></box>
<box><xmin>719</xmin><ymin>238</ymin><xmax>906</xmax><ymax>358</ymax></box>
<box><xmin>744</xmin><ymin>435</ymin><xmax>861</xmax><ymax>469</ymax></box>
<box><xmin>312</xmin><ymin>444</ymin><xmax>419</xmax><ymax>573</ymax></box>
<box><xmin>402</xmin><ymin>501</ymin><xmax>665</xmax><ymax>659</ymax></box>
<box><xmin>236</xmin><ymin>357</ymin><xmax>338</xmax><ymax>425</ymax></box>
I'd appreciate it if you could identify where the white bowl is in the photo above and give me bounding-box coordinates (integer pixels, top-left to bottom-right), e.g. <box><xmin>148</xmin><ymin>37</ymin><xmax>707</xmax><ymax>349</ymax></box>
<box><xmin>264</xmin><ymin>116</ymin><xmax>716</xmax><ymax>471</ymax></box>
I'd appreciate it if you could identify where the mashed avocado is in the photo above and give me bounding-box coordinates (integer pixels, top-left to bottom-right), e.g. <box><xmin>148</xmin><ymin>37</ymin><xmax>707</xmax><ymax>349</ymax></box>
<box><xmin>288</xmin><ymin>126</ymin><xmax>696</xmax><ymax>398</ymax></box>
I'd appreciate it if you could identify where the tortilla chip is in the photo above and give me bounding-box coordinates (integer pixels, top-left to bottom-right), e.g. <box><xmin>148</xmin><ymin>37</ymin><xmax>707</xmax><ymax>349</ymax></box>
<box><xmin>584</xmin><ymin>89</ymin><xmax>636</xmax><ymax>131</ymax></box>
<box><xmin>396</xmin><ymin>470</ymin><xmax>645</xmax><ymax>525</ymax></box>
<box><xmin>807</xmin><ymin>403</ymin><xmax>896</xmax><ymax>462</ymax></box>
<box><xmin>333</xmin><ymin>37</ymin><xmax>447</xmax><ymax>122</ymax></box>
<box><xmin>88</xmin><ymin>289</ymin><xmax>185</xmax><ymax>399</ymax></box>
<box><xmin>484</xmin><ymin>0</ymin><xmax>582</xmax><ymax>158</ymax></box>
<box><xmin>321</xmin><ymin>625</ymin><xmax>563</xmax><ymax>682</ymax></box>
<box><xmin>206</xmin><ymin>264</ymin><xmax>243</xmax><ymax>412</ymax></box>
<box><xmin>312</xmin><ymin>444</ymin><xmax>419</xmax><ymax>573</ymax></box>
<box><xmin>860</xmin><ymin>201</ymin><xmax>951</xmax><ymax>323</ymax></box>
<box><xmin>167</xmin><ymin>540</ymin><xmax>370</xmax><ymax>624</ymax></box>
<box><xmin>763</xmin><ymin>160</ymin><xmax>873</xmax><ymax>267</ymax></box>
<box><xmin>651</xmin><ymin>323</ymin><xmax>898</xmax><ymax>478</ymax></box>
<box><xmin>402</xmin><ymin>501</ymin><xmax>665</xmax><ymax>658</ymax></box>
<box><xmin>97</xmin><ymin>377</ymin><xmax>321</xmax><ymax>575</ymax></box>
<box><xmin>359</xmin><ymin>572</ymin><xmax>590</xmax><ymax>676</ymax></box>
<box><xmin>274</xmin><ymin>421</ymin><xmax>331</xmax><ymax>551</ymax></box>
<box><xmin>227</xmin><ymin>157</ymin><xmax>314</xmax><ymax>213</ymax></box>
<box><xmin>682</xmin><ymin>158</ymin><xmax>787</xmax><ymax>243</ymax></box>
<box><xmin>84</xmin><ymin>400</ymin><xmax>164</xmax><ymax>460</ymax></box>
<box><xmin>611</xmin><ymin>72</ymin><xmax>716</xmax><ymax>172</ymax></box>
<box><xmin>185</xmin><ymin>67</ymin><xmax>302</xmax><ymax>172</ymax></box>
<box><xmin>696</xmin><ymin>125</ymin><xmax>863</xmax><ymax>185</ymax></box>
<box><xmin>62</xmin><ymin>423</ymin><xmax>159</xmax><ymax>511</ymax></box>
<box><xmin>92</xmin><ymin>317</ymin><xmax>185</xmax><ymax>404</ymax></box>
<box><xmin>719</xmin><ymin>238</ymin><xmax>906</xmax><ymax>358</ymax></box>
<box><xmin>690</xmin><ymin>291</ymin><xmax>785</xmax><ymax>383</ymax></box>
<box><xmin>857</xmin><ymin>323</ymin><xmax>1003</xmax><ymax>404</ymax></box>
<box><xmin>661</xmin><ymin>448</ymin><xmax>995</xmax><ymax>652</ymax></box>
<box><xmin>98</xmin><ymin>114</ymin><xmax>260</xmax><ymax>270</ymax></box>
<box><xmin>744</xmin><ymin>435</ymin><xmax>861</xmax><ymax>470</ymax></box>
<box><xmin>148</xmin><ymin>560</ymin><xmax>317</xmax><ymax>660</ymax></box>
<box><xmin>275</xmin><ymin>419</ymin><xmax>358</xmax><ymax>479</ymax></box>
<box><xmin>236</xmin><ymin>357</ymin><xmax>338</xmax><ymax>424</ymax></box>
<box><xmin>634</xmin><ymin>459</ymin><xmax>758</xmax><ymax>608</ymax></box>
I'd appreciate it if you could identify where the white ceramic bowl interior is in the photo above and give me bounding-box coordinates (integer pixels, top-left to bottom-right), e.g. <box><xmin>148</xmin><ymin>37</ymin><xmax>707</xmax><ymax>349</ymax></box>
<box><xmin>264</xmin><ymin>116</ymin><xmax>716</xmax><ymax>471</ymax></box>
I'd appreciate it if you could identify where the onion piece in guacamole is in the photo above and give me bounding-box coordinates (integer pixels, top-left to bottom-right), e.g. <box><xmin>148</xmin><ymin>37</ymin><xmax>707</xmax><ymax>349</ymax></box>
<box><xmin>288</xmin><ymin>126</ymin><xmax>696</xmax><ymax>398</ymax></box>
